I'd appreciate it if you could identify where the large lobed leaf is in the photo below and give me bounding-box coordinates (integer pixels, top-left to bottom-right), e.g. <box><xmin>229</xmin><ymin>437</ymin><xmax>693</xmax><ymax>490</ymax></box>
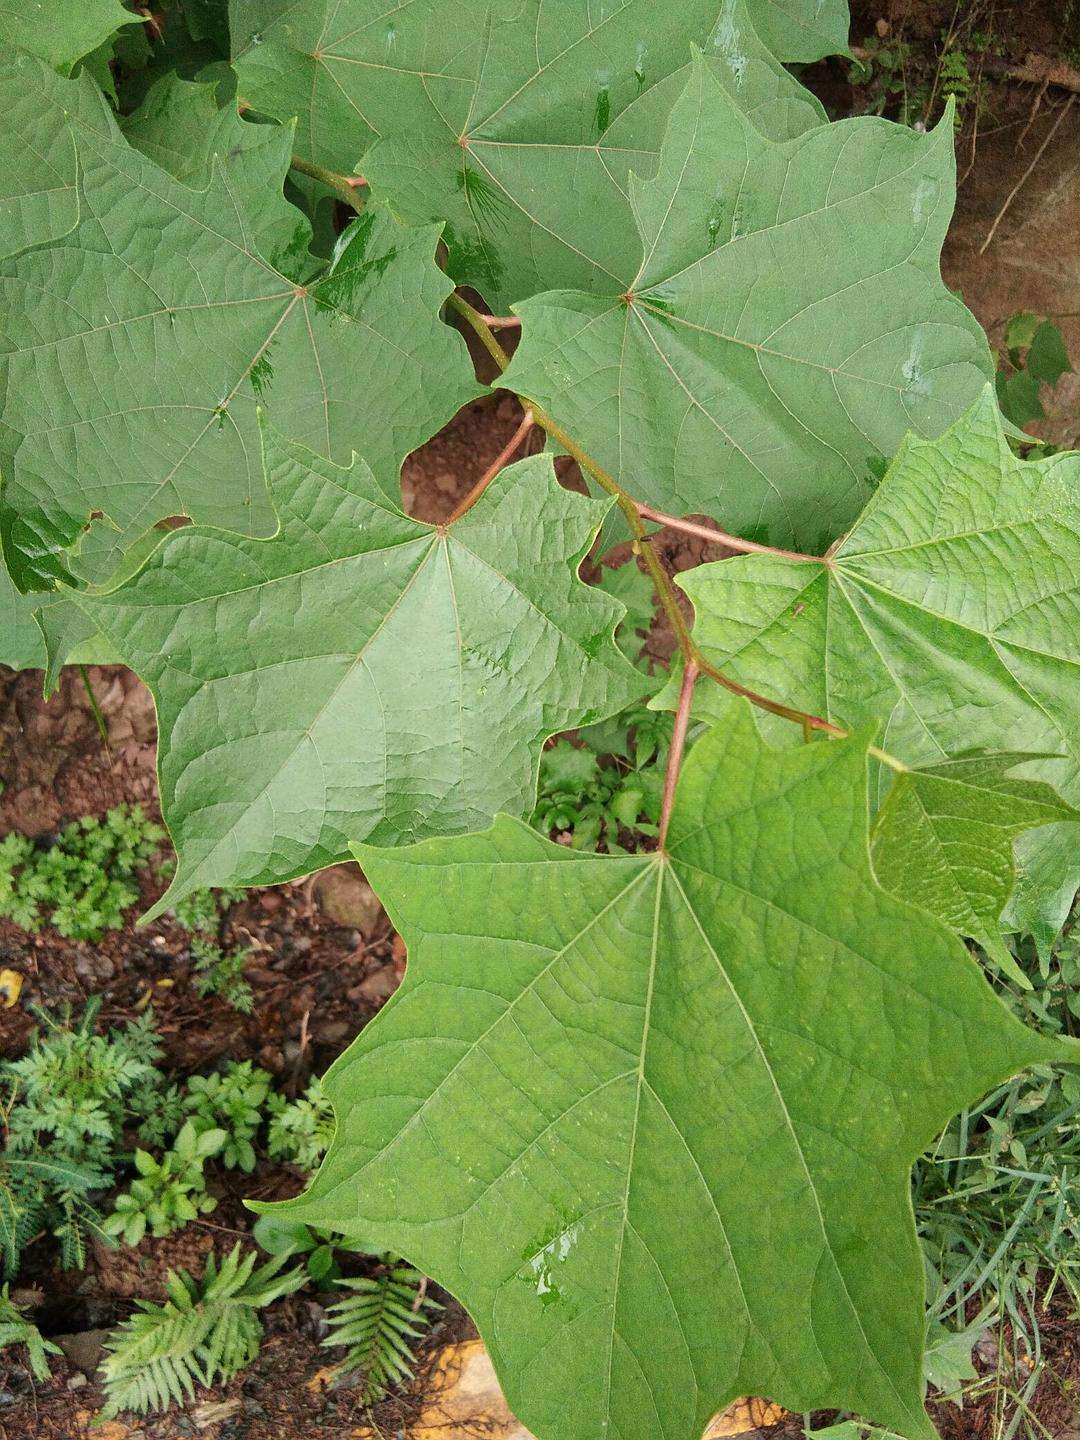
<box><xmin>0</xmin><ymin>50</ymin><xmax>119</xmax><ymax>263</ymax></box>
<box><xmin>676</xmin><ymin>388</ymin><xmax>1080</xmax><ymax>948</ymax></box>
<box><xmin>0</xmin><ymin>0</ymin><xmax>136</xmax><ymax>73</ymax></box>
<box><xmin>260</xmin><ymin>701</ymin><xmax>1073</xmax><ymax>1440</ymax></box>
<box><xmin>0</xmin><ymin>83</ymin><xmax>479</xmax><ymax>595</ymax></box>
<box><xmin>231</xmin><ymin>0</ymin><xmax>832</xmax><ymax>309</ymax></box>
<box><xmin>870</xmin><ymin>755</ymin><xmax>1075</xmax><ymax>985</ymax></box>
<box><xmin>56</xmin><ymin>432</ymin><xmax>644</xmax><ymax>913</ymax></box>
<box><xmin>501</xmin><ymin>56</ymin><xmax>992</xmax><ymax>552</ymax></box>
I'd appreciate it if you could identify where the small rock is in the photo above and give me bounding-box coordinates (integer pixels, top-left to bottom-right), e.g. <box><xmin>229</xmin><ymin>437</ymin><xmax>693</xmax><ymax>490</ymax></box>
<box><xmin>74</xmin><ymin>952</ymin><xmax>114</xmax><ymax>983</ymax></box>
<box><xmin>193</xmin><ymin>1399</ymin><xmax>242</xmax><ymax>1429</ymax></box>
<box><xmin>312</xmin><ymin>865</ymin><xmax>383</xmax><ymax>933</ymax></box>
<box><xmin>259</xmin><ymin>890</ymin><xmax>283</xmax><ymax>914</ymax></box>
<box><xmin>55</xmin><ymin>1328</ymin><xmax>110</xmax><ymax>1376</ymax></box>
<box><xmin>315</xmin><ymin>1018</ymin><xmax>350</xmax><ymax>1044</ymax></box>
<box><xmin>355</xmin><ymin>964</ymin><xmax>400</xmax><ymax>1005</ymax></box>
<box><xmin>67</xmin><ymin>1373</ymin><xmax>88</xmax><ymax>1391</ymax></box>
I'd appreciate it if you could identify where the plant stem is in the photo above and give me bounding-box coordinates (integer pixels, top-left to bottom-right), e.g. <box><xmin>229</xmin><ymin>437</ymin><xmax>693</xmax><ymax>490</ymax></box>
<box><xmin>78</xmin><ymin>665</ymin><xmax>111</xmax><ymax>755</ymax></box>
<box><xmin>447</xmin><ymin>411</ymin><xmax>535</xmax><ymax>522</ymax></box>
<box><xmin>287</xmin><ymin>157</ymin><xmax>367</xmax><ymax>215</ymax></box>
<box><xmin>659</xmin><ymin>659</ymin><xmax>698</xmax><ymax>850</ymax></box>
<box><xmin>478</xmin><ymin>314</ymin><xmax>521</xmax><ymax>329</ymax></box>
<box><xmin>446</xmin><ymin>291</ymin><xmax>512</xmax><ymax>368</ymax></box>
<box><xmin>444</xmin><ymin>291</ymin><xmax>907</xmax><ymax>776</ymax></box>
<box><xmin>636</xmin><ymin>504</ymin><xmax>825</xmax><ymax>565</ymax></box>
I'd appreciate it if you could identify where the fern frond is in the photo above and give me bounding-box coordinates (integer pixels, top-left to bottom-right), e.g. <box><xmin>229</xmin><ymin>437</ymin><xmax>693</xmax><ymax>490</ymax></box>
<box><xmin>100</xmin><ymin>1244</ymin><xmax>306</xmax><ymax>1419</ymax></box>
<box><xmin>0</xmin><ymin>1284</ymin><xmax>61</xmax><ymax>1381</ymax></box>
<box><xmin>322</xmin><ymin>1258</ymin><xmax>439</xmax><ymax>1401</ymax></box>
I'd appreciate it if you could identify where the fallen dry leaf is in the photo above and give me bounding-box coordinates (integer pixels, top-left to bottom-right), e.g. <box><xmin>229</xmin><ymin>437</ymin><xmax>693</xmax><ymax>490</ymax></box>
<box><xmin>0</xmin><ymin>968</ymin><xmax>23</xmax><ymax>1006</ymax></box>
<box><xmin>349</xmin><ymin>1339</ymin><xmax>787</xmax><ymax>1440</ymax></box>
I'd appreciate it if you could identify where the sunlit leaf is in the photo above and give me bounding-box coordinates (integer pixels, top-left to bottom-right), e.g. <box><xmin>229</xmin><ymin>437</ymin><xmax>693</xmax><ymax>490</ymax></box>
<box><xmin>676</xmin><ymin>388</ymin><xmax>1080</xmax><ymax>945</ymax></box>
<box><xmin>261</xmin><ymin>701</ymin><xmax>1070</xmax><ymax>1440</ymax></box>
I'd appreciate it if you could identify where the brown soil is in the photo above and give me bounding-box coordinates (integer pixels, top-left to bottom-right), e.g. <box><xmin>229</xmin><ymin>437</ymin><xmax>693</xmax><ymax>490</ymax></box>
<box><xmin>2</xmin><ymin>7</ymin><xmax>1079</xmax><ymax>1438</ymax></box>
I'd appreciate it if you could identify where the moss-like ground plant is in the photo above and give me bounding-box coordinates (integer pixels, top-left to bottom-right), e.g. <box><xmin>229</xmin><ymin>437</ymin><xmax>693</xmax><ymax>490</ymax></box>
<box><xmin>0</xmin><ymin>5</ymin><xmax>1077</xmax><ymax>1440</ymax></box>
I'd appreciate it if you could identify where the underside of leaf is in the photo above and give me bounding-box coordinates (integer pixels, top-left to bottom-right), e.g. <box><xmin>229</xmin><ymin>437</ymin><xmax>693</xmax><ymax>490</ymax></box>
<box><xmin>231</xmin><ymin>0</ymin><xmax>832</xmax><ymax>308</ymax></box>
<box><xmin>0</xmin><ymin>109</ymin><xmax>479</xmax><ymax>594</ymax></box>
<box><xmin>58</xmin><ymin>431</ymin><xmax>644</xmax><ymax>912</ymax></box>
<box><xmin>501</xmin><ymin>57</ymin><xmax>992</xmax><ymax>551</ymax></box>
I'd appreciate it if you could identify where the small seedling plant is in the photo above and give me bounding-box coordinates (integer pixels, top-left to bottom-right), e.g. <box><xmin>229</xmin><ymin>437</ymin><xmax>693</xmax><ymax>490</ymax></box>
<box><xmin>0</xmin><ymin>5</ymin><xmax>1077</xmax><ymax>1440</ymax></box>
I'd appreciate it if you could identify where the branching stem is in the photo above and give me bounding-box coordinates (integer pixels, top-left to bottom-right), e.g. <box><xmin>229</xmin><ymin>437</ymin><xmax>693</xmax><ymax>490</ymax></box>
<box><xmin>444</xmin><ymin>292</ymin><xmax>908</xmax><ymax>779</ymax></box>
<box><xmin>287</xmin><ymin>157</ymin><xmax>367</xmax><ymax>214</ymax></box>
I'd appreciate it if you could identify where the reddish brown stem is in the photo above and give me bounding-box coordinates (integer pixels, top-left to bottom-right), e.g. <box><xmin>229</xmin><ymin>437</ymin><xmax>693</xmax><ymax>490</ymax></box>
<box><xmin>636</xmin><ymin>504</ymin><xmax>825</xmax><ymax>565</ymax></box>
<box><xmin>442</xmin><ymin>293</ymin><xmax>908</xmax><ymax>772</ymax></box>
<box><xmin>659</xmin><ymin>659</ymin><xmax>699</xmax><ymax>850</ymax></box>
<box><xmin>447</xmin><ymin>411</ymin><xmax>535</xmax><ymax>523</ymax></box>
<box><xmin>478</xmin><ymin>314</ymin><xmax>522</xmax><ymax>329</ymax></box>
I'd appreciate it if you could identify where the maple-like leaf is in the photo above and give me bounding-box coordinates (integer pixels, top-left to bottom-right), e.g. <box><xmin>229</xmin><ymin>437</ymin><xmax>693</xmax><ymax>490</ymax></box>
<box><xmin>54</xmin><ymin>431</ymin><xmax>644</xmax><ymax>913</ymax></box>
<box><xmin>231</xmin><ymin>0</ymin><xmax>829</xmax><ymax>309</ymax></box>
<box><xmin>0</xmin><ymin>49</ymin><xmax>120</xmax><ymax>262</ymax></box>
<box><xmin>258</xmin><ymin>701</ymin><xmax>1072</xmax><ymax>1440</ymax></box>
<box><xmin>870</xmin><ymin>756</ymin><xmax>1076</xmax><ymax>986</ymax></box>
<box><xmin>0</xmin><ymin>110</ymin><xmax>479</xmax><ymax>592</ymax></box>
<box><xmin>1</xmin><ymin>567</ymin><xmax>47</xmax><ymax>669</ymax></box>
<box><xmin>501</xmin><ymin>56</ymin><xmax>992</xmax><ymax>551</ymax></box>
<box><xmin>121</xmin><ymin>71</ymin><xmax>271</xmax><ymax>181</ymax></box>
<box><xmin>0</xmin><ymin>0</ymin><xmax>136</xmax><ymax>72</ymax></box>
<box><xmin>675</xmin><ymin>387</ymin><xmax>1080</xmax><ymax>946</ymax></box>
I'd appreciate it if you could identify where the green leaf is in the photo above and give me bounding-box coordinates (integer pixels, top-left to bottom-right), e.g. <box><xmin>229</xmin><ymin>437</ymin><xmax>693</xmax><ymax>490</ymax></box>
<box><xmin>0</xmin><ymin>114</ymin><xmax>480</xmax><ymax>592</ymax></box>
<box><xmin>747</xmin><ymin>0</ymin><xmax>849</xmax><ymax>60</ymax></box>
<box><xmin>1026</xmin><ymin>320</ymin><xmax>1072</xmax><ymax>389</ymax></box>
<box><xmin>0</xmin><ymin>48</ymin><xmax>120</xmax><ymax>263</ymax></box>
<box><xmin>121</xmin><ymin>72</ymin><xmax>252</xmax><ymax>182</ymax></box>
<box><xmin>541</xmin><ymin>743</ymin><xmax>601</xmax><ymax>793</ymax></box>
<box><xmin>503</xmin><ymin>59</ymin><xmax>992</xmax><ymax>551</ymax></box>
<box><xmin>258</xmin><ymin>700</ymin><xmax>1068</xmax><ymax>1440</ymax></box>
<box><xmin>0</xmin><ymin>0</ymin><xmax>136</xmax><ymax>72</ymax></box>
<box><xmin>871</xmin><ymin>755</ymin><xmax>1077</xmax><ymax>984</ymax></box>
<box><xmin>922</xmin><ymin>1315</ymin><xmax>982</xmax><ymax>1401</ymax></box>
<box><xmin>0</xmin><ymin>566</ymin><xmax>48</xmax><ymax>669</ymax></box>
<box><xmin>231</xmin><ymin>0</ymin><xmax>828</xmax><ymax>309</ymax></box>
<box><xmin>59</xmin><ymin>432</ymin><xmax>644</xmax><ymax>913</ymax></box>
<box><xmin>676</xmin><ymin>388</ymin><xmax>1080</xmax><ymax>940</ymax></box>
<box><xmin>593</xmin><ymin>561</ymin><xmax>655</xmax><ymax>661</ymax></box>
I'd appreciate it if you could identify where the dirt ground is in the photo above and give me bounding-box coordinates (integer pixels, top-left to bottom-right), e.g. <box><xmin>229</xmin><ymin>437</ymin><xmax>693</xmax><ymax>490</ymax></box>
<box><xmin>1</xmin><ymin>6</ymin><xmax>1079</xmax><ymax>1438</ymax></box>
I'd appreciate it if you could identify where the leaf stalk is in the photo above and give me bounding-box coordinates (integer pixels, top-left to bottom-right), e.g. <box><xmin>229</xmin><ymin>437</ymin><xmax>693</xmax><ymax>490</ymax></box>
<box><xmin>287</xmin><ymin>157</ymin><xmax>367</xmax><ymax>215</ymax></box>
<box><xmin>659</xmin><ymin>659</ymin><xmax>699</xmax><ymax>850</ymax></box>
<box><xmin>635</xmin><ymin>504</ymin><xmax>826</xmax><ymax>565</ymax></box>
<box><xmin>448</xmin><ymin>410</ymin><xmax>535</xmax><ymax>523</ymax></box>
